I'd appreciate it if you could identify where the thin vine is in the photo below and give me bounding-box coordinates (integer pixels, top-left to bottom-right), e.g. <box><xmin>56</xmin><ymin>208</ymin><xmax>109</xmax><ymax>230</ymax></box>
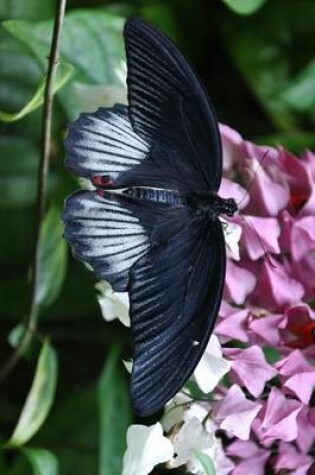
<box><xmin>0</xmin><ymin>0</ymin><xmax>67</xmax><ymax>382</ymax></box>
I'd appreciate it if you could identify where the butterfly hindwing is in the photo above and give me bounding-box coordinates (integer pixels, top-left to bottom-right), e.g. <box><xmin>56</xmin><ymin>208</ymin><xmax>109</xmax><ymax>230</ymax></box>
<box><xmin>63</xmin><ymin>190</ymin><xmax>190</xmax><ymax>291</ymax></box>
<box><xmin>129</xmin><ymin>217</ymin><xmax>226</xmax><ymax>416</ymax></box>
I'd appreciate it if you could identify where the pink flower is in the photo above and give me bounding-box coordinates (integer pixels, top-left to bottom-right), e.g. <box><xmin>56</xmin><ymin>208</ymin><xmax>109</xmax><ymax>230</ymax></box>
<box><xmin>274</xmin><ymin>441</ymin><xmax>313</xmax><ymax>475</ymax></box>
<box><xmin>224</xmin><ymin>259</ymin><xmax>256</xmax><ymax>305</ymax></box>
<box><xmin>215</xmin><ymin>385</ymin><xmax>261</xmax><ymax>440</ymax></box>
<box><xmin>257</xmin><ymin>388</ymin><xmax>302</xmax><ymax>443</ymax></box>
<box><xmin>224</xmin><ymin>346</ymin><xmax>277</xmax><ymax>398</ymax></box>
<box><xmin>275</xmin><ymin>350</ymin><xmax>315</xmax><ymax>404</ymax></box>
<box><xmin>226</xmin><ymin>440</ymin><xmax>269</xmax><ymax>475</ymax></box>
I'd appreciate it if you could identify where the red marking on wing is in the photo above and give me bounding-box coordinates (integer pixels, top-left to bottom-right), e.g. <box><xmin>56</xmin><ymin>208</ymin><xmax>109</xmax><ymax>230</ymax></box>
<box><xmin>96</xmin><ymin>189</ymin><xmax>105</xmax><ymax>198</ymax></box>
<box><xmin>92</xmin><ymin>176</ymin><xmax>114</xmax><ymax>188</ymax></box>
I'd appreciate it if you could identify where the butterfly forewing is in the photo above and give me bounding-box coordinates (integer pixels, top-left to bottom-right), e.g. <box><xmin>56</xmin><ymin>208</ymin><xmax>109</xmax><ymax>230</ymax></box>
<box><xmin>124</xmin><ymin>17</ymin><xmax>223</xmax><ymax>191</ymax></box>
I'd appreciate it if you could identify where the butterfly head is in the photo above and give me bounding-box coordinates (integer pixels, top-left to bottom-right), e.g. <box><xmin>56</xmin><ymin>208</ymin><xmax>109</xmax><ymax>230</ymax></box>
<box><xmin>223</xmin><ymin>197</ymin><xmax>238</xmax><ymax>217</ymax></box>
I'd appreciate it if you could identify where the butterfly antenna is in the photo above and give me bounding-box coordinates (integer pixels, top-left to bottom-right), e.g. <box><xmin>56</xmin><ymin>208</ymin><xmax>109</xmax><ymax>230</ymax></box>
<box><xmin>241</xmin><ymin>215</ymin><xmax>277</xmax><ymax>269</ymax></box>
<box><xmin>237</xmin><ymin>150</ymin><xmax>270</xmax><ymax>208</ymax></box>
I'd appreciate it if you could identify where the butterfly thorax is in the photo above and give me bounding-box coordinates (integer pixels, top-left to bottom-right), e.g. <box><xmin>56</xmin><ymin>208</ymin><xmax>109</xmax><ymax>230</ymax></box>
<box><xmin>185</xmin><ymin>192</ymin><xmax>238</xmax><ymax>220</ymax></box>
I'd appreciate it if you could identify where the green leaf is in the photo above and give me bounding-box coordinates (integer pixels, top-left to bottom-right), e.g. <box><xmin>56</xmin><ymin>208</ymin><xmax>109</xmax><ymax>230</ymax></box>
<box><xmin>34</xmin><ymin>388</ymin><xmax>99</xmax><ymax>474</ymax></box>
<box><xmin>21</xmin><ymin>448</ymin><xmax>58</xmax><ymax>475</ymax></box>
<box><xmin>193</xmin><ymin>450</ymin><xmax>216</xmax><ymax>475</ymax></box>
<box><xmin>257</xmin><ymin>131</ymin><xmax>315</xmax><ymax>152</ymax></box>
<box><xmin>3</xmin><ymin>10</ymin><xmax>125</xmax><ymax>119</ymax></box>
<box><xmin>5</xmin><ymin>340</ymin><xmax>58</xmax><ymax>447</ymax></box>
<box><xmin>0</xmin><ymin>136</ymin><xmax>38</xmax><ymax>209</ymax></box>
<box><xmin>36</xmin><ymin>207</ymin><xmax>67</xmax><ymax>308</ymax></box>
<box><xmin>98</xmin><ymin>345</ymin><xmax>132</xmax><ymax>475</ymax></box>
<box><xmin>263</xmin><ymin>346</ymin><xmax>281</xmax><ymax>365</ymax></box>
<box><xmin>221</xmin><ymin>0</ymin><xmax>267</xmax><ymax>15</ymax></box>
<box><xmin>0</xmin><ymin>62</ymin><xmax>73</xmax><ymax>122</ymax></box>
<box><xmin>280</xmin><ymin>57</ymin><xmax>315</xmax><ymax>112</ymax></box>
<box><xmin>218</xmin><ymin>0</ymin><xmax>315</xmax><ymax>131</ymax></box>
<box><xmin>0</xmin><ymin>0</ymin><xmax>55</xmax><ymax>21</ymax></box>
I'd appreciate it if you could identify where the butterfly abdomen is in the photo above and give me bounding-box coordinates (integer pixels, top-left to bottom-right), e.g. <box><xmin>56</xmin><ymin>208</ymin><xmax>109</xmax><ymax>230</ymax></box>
<box><xmin>124</xmin><ymin>187</ymin><xmax>185</xmax><ymax>206</ymax></box>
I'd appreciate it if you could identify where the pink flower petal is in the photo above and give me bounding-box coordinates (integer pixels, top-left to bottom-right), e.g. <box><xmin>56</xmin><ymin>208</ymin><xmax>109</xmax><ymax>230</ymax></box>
<box><xmin>299</xmin><ymin>183</ymin><xmax>315</xmax><ymax>217</ymax></box>
<box><xmin>279</xmin><ymin>149</ymin><xmax>313</xmax><ymax>213</ymax></box>
<box><xmin>275</xmin><ymin>349</ymin><xmax>313</xmax><ymax>376</ymax></box>
<box><xmin>249</xmin><ymin>313</ymin><xmax>286</xmax><ymax>346</ymax></box>
<box><xmin>291</xmin><ymin>252</ymin><xmax>315</xmax><ymax>300</ymax></box>
<box><xmin>259</xmin><ymin>388</ymin><xmax>302</xmax><ymax>442</ymax></box>
<box><xmin>236</xmin><ymin>215</ymin><xmax>280</xmax><ymax>260</ymax></box>
<box><xmin>296</xmin><ymin>406</ymin><xmax>315</xmax><ymax>453</ymax></box>
<box><xmin>291</xmin><ymin>215</ymin><xmax>315</xmax><ymax>261</ymax></box>
<box><xmin>225</xmin><ymin>346</ymin><xmax>277</xmax><ymax>397</ymax></box>
<box><xmin>302</xmin><ymin>149</ymin><xmax>315</xmax><ymax>180</ymax></box>
<box><xmin>251</xmin><ymin>258</ymin><xmax>304</xmax><ymax>311</ymax></box>
<box><xmin>284</xmin><ymin>372</ymin><xmax>315</xmax><ymax>404</ymax></box>
<box><xmin>215</xmin><ymin>385</ymin><xmax>261</xmax><ymax>441</ymax></box>
<box><xmin>275</xmin><ymin>350</ymin><xmax>315</xmax><ymax>404</ymax></box>
<box><xmin>215</xmin><ymin>309</ymin><xmax>250</xmax><ymax>343</ymax></box>
<box><xmin>219</xmin><ymin>124</ymin><xmax>244</xmax><ymax>172</ymax></box>
<box><xmin>242</xmin><ymin>143</ymin><xmax>289</xmax><ymax>217</ymax></box>
<box><xmin>232</xmin><ymin>453</ymin><xmax>269</xmax><ymax>475</ymax></box>
<box><xmin>226</xmin><ymin>439</ymin><xmax>263</xmax><ymax>458</ymax></box>
<box><xmin>224</xmin><ymin>259</ymin><xmax>256</xmax><ymax>305</ymax></box>
<box><xmin>274</xmin><ymin>441</ymin><xmax>313</xmax><ymax>475</ymax></box>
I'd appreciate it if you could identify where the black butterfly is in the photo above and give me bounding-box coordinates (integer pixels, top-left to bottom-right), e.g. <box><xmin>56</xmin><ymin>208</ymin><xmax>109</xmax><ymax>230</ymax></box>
<box><xmin>63</xmin><ymin>17</ymin><xmax>237</xmax><ymax>416</ymax></box>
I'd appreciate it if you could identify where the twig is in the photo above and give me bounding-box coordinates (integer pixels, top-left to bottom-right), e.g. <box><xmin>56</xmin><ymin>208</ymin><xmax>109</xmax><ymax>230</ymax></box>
<box><xmin>0</xmin><ymin>0</ymin><xmax>67</xmax><ymax>382</ymax></box>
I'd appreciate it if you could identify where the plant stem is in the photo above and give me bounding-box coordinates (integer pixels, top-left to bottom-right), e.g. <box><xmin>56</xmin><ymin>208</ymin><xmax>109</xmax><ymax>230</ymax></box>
<box><xmin>0</xmin><ymin>0</ymin><xmax>67</xmax><ymax>383</ymax></box>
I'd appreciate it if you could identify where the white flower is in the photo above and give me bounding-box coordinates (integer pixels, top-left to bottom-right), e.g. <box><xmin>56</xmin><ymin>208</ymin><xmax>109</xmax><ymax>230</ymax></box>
<box><xmin>122</xmin><ymin>423</ymin><xmax>174</xmax><ymax>475</ymax></box>
<box><xmin>168</xmin><ymin>417</ymin><xmax>234</xmax><ymax>475</ymax></box>
<box><xmin>194</xmin><ymin>335</ymin><xmax>231</xmax><ymax>394</ymax></box>
<box><xmin>221</xmin><ymin>217</ymin><xmax>242</xmax><ymax>261</ymax></box>
<box><xmin>95</xmin><ymin>280</ymin><xmax>130</xmax><ymax>327</ymax></box>
<box><xmin>169</xmin><ymin>418</ymin><xmax>215</xmax><ymax>470</ymax></box>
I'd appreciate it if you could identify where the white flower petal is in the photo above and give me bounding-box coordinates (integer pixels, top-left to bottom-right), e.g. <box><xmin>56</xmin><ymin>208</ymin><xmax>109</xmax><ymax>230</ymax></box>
<box><xmin>96</xmin><ymin>280</ymin><xmax>130</xmax><ymax>327</ymax></box>
<box><xmin>194</xmin><ymin>335</ymin><xmax>231</xmax><ymax>393</ymax></box>
<box><xmin>221</xmin><ymin>217</ymin><xmax>242</xmax><ymax>261</ymax></box>
<box><xmin>123</xmin><ymin>359</ymin><xmax>133</xmax><ymax>374</ymax></box>
<box><xmin>122</xmin><ymin>423</ymin><xmax>174</xmax><ymax>475</ymax></box>
<box><xmin>115</xmin><ymin>60</ymin><xmax>127</xmax><ymax>86</ymax></box>
<box><xmin>170</xmin><ymin>418</ymin><xmax>215</xmax><ymax>469</ymax></box>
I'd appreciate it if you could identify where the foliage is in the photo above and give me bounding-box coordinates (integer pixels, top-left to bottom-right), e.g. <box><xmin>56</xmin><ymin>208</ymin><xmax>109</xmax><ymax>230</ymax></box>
<box><xmin>0</xmin><ymin>0</ymin><xmax>314</xmax><ymax>474</ymax></box>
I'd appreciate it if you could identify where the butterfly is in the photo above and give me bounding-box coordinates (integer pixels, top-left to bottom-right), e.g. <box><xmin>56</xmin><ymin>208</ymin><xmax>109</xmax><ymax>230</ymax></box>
<box><xmin>63</xmin><ymin>17</ymin><xmax>237</xmax><ymax>416</ymax></box>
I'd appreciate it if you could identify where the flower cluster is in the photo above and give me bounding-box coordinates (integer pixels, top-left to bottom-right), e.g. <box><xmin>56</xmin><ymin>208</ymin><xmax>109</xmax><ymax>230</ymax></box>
<box><xmin>98</xmin><ymin>125</ymin><xmax>315</xmax><ymax>474</ymax></box>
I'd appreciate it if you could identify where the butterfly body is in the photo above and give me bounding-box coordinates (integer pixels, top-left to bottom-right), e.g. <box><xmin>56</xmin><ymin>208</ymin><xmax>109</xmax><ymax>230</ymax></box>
<box><xmin>63</xmin><ymin>17</ymin><xmax>237</xmax><ymax>416</ymax></box>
